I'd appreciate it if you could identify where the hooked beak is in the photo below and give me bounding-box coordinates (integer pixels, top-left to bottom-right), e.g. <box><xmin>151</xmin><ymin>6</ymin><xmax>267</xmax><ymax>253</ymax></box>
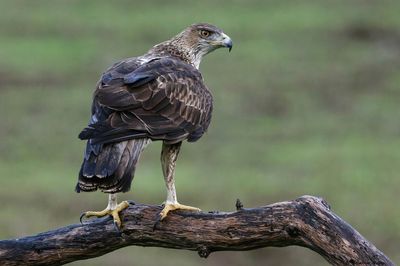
<box><xmin>210</xmin><ymin>32</ymin><xmax>233</xmax><ymax>52</ymax></box>
<box><xmin>221</xmin><ymin>32</ymin><xmax>233</xmax><ymax>52</ymax></box>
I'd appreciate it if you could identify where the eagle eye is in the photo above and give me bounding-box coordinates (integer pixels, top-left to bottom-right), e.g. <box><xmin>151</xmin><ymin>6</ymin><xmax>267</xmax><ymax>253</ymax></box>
<box><xmin>199</xmin><ymin>30</ymin><xmax>211</xmax><ymax>38</ymax></box>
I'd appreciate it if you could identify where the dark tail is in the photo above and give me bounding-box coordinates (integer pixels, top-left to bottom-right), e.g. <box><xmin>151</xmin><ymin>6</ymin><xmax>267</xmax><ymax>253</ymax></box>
<box><xmin>76</xmin><ymin>138</ymin><xmax>150</xmax><ymax>193</ymax></box>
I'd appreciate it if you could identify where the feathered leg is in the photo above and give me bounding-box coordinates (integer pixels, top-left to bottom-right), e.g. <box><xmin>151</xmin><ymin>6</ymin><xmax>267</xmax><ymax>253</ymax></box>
<box><xmin>159</xmin><ymin>141</ymin><xmax>201</xmax><ymax>220</ymax></box>
<box><xmin>80</xmin><ymin>194</ymin><xmax>129</xmax><ymax>228</ymax></box>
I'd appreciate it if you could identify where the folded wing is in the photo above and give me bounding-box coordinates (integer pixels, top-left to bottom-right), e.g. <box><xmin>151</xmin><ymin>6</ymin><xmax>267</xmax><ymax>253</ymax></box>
<box><xmin>79</xmin><ymin>57</ymin><xmax>213</xmax><ymax>145</ymax></box>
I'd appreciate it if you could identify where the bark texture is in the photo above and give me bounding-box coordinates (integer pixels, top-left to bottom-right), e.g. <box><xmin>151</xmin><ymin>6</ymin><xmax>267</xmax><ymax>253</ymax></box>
<box><xmin>0</xmin><ymin>195</ymin><xmax>394</xmax><ymax>266</ymax></box>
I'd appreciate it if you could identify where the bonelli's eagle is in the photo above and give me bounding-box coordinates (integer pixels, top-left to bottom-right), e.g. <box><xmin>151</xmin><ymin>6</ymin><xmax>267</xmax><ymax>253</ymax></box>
<box><xmin>77</xmin><ymin>23</ymin><xmax>232</xmax><ymax>227</ymax></box>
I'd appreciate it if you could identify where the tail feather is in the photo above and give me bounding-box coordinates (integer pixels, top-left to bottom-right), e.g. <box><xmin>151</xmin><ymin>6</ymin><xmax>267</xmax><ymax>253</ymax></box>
<box><xmin>94</xmin><ymin>142</ymin><xmax>125</xmax><ymax>177</ymax></box>
<box><xmin>76</xmin><ymin>138</ymin><xmax>150</xmax><ymax>193</ymax></box>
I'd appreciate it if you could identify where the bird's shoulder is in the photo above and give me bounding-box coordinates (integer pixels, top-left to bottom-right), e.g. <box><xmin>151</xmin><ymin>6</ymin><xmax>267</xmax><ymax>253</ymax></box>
<box><xmin>94</xmin><ymin>55</ymin><xmax>210</xmax><ymax>110</ymax></box>
<box><xmin>101</xmin><ymin>55</ymin><xmax>203</xmax><ymax>84</ymax></box>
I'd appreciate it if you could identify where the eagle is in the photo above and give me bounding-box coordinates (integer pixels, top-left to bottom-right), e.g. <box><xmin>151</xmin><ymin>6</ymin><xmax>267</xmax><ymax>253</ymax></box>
<box><xmin>76</xmin><ymin>23</ymin><xmax>232</xmax><ymax>227</ymax></box>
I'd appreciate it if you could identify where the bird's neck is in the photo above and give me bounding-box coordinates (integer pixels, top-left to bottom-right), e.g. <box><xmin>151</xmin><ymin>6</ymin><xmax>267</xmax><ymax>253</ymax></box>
<box><xmin>148</xmin><ymin>37</ymin><xmax>203</xmax><ymax>69</ymax></box>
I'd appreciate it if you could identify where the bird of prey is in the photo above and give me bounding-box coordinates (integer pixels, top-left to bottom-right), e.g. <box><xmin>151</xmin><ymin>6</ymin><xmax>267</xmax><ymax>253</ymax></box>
<box><xmin>76</xmin><ymin>23</ymin><xmax>232</xmax><ymax>227</ymax></box>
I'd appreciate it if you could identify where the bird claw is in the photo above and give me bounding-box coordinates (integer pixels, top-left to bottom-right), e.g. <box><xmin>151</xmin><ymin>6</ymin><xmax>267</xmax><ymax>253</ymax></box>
<box><xmin>127</xmin><ymin>200</ymin><xmax>136</xmax><ymax>205</ymax></box>
<box><xmin>79</xmin><ymin>212</ymin><xmax>88</xmax><ymax>225</ymax></box>
<box><xmin>153</xmin><ymin>202</ymin><xmax>201</xmax><ymax>230</ymax></box>
<box><xmin>80</xmin><ymin>212</ymin><xmax>123</xmax><ymax>234</ymax></box>
<box><xmin>79</xmin><ymin>201</ymin><xmax>129</xmax><ymax>229</ymax></box>
<box><xmin>159</xmin><ymin>202</ymin><xmax>201</xmax><ymax>220</ymax></box>
<box><xmin>113</xmin><ymin>220</ymin><xmax>122</xmax><ymax>235</ymax></box>
<box><xmin>153</xmin><ymin>215</ymin><xmax>162</xmax><ymax>231</ymax></box>
<box><xmin>152</xmin><ymin>204</ymin><xmax>165</xmax><ymax>231</ymax></box>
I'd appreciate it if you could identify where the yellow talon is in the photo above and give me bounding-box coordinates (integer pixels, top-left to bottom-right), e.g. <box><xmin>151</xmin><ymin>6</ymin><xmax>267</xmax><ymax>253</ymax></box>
<box><xmin>159</xmin><ymin>202</ymin><xmax>201</xmax><ymax>220</ymax></box>
<box><xmin>81</xmin><ymin>200</ymin><xmax>129</xmax><ymax>228</ymax></box>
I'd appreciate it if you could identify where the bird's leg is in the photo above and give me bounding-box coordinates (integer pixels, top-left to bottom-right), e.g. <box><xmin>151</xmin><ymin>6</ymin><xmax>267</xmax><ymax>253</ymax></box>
<box><xmin>80</xmin><ymin>193</ymin><xmax>129</xmax><ymax>228</ymax></box>
<box><xmin>159</xmin><ymin>142</ymin><xmax>201</xmax><ymax>220</ymax></box>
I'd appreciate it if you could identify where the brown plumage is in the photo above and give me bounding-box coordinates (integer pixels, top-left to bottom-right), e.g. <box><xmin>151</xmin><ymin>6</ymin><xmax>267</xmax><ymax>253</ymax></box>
<box><xmin>76</xmin><ymin>23</ymin><xmax>232</xmax><ymax>225</ymax></box>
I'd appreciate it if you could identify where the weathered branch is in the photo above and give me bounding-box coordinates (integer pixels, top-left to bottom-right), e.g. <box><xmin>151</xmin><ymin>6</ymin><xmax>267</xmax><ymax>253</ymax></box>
<box><xmin>0</xmin><ymin>195</ymin><xmax>394</xmax><ymax>266</ymax></box>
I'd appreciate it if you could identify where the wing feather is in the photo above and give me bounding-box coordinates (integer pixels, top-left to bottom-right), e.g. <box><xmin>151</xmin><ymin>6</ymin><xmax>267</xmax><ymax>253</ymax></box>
<box><xmin>79</xmin><ymin>57</ymin><xmax>213</xmax><ymax>144</ymax></box>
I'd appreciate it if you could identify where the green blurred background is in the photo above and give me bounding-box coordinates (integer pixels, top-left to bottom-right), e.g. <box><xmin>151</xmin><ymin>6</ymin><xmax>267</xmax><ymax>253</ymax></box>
<box><xmin>0</xmin><ymin>0</ymin><xmax>399</xmax><ymax>265</ymax></box>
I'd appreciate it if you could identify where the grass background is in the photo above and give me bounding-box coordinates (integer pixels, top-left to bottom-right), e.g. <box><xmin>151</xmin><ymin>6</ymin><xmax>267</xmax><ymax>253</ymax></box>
<box><xmin>0</xmin><ymin>0</ymin><xmax>399</xmax><ymax>265</ymax></box>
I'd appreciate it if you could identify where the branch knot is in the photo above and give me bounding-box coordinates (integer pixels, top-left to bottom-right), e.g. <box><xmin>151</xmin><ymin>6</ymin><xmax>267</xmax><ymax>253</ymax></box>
<box><xmin>235</xmin><ymin>199</ymin><xmax>244</xmax><ymax>210</ymax></box>
<box><xmin>197</xmin><ymin>246</ymin><xmax>210</xmax><ymax>258</ymax></box>
<box><xmin>285</xmin><ymin>225</ymin><xmax>300</xmax><ymax>237</ymax></box>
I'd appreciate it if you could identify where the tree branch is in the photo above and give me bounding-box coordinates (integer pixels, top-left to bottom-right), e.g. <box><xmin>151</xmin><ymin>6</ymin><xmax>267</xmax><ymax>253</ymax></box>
<box><xmin>0</xmin><ymin>195</ymin><xmax>394</xmax><ymax>266</ymax></box>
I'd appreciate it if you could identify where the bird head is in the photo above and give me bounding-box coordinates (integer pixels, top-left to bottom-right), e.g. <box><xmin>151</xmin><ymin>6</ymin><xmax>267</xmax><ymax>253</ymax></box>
<box><xmin>185</xmin><ymin>23</ymin><xmax>233</xmax><ymax>52</ymax></box>
<box><xmin>164</xmin><ymin>23</ymin><xmax>233</xmax><ymax>68</ymax></box>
